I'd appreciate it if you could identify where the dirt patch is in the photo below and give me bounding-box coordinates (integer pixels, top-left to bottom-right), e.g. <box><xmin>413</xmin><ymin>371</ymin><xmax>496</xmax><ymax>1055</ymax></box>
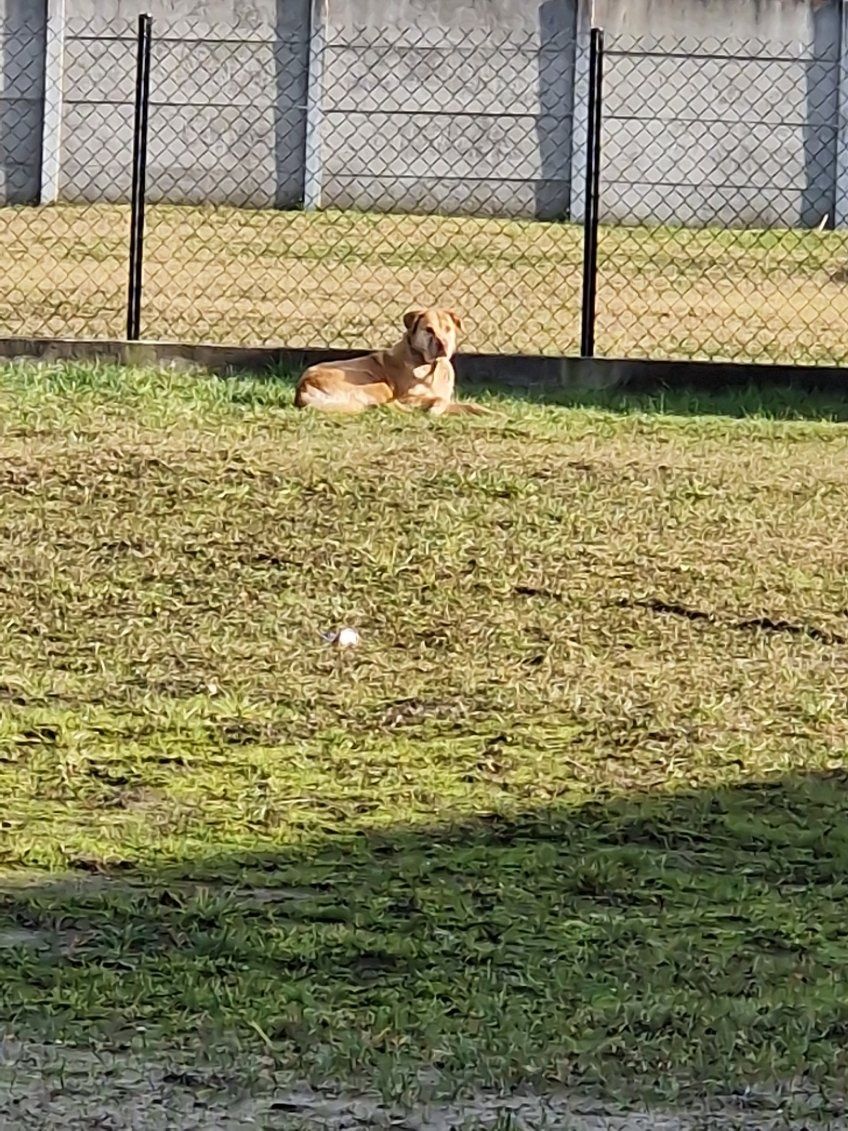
<box><xmin>0</xmin><ymin>872</ymin><xmax>329</xmax><ymax>908</ymax></box>
<box><xmin>0</xmin><ymin>928</ymin><xmax>51</xmax><ymax>951</ymax></box>
<box><xmin>0</xmin><ymin>1043</ymin><xmax>842</xmax><ymax>1130</ymax></box>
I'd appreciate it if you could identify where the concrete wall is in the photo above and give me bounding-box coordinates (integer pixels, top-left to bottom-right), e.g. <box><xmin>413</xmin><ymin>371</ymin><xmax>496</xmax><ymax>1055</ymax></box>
<box><xmin>318</xmin><ymin>0</ymin><xmax>577</xmax><ymax>219</ymax></box>
<box><xmin>596</xmin><ymin>0</ymin><xmax>842</xmax><ymax>227</ymax></box>
<box><xmin>1</xmin><ymin>0</ymin><xmax>46</xmax><ymax>204</ymax></box>
<box><xmin>4</xmin><ymin>0</ymin><xmax>848</xmax><ymax>230</ymax></box>
<box><xmin>59</xmin><ymin>0</ymin><xmax>309</xmax><ymax>207</ymax></box>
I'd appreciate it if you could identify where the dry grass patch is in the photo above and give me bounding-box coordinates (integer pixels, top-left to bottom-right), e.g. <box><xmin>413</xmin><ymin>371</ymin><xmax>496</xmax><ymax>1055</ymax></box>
<box><xmin>2</xmin><ymin>204</ymin><xmax>848</xmax><ymax>362</ymax></box>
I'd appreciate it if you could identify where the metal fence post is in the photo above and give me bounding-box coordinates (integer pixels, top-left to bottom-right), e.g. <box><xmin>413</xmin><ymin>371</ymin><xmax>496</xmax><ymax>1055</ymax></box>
<box><xmin>580</xmin><ymin>25</ymin><xmax>604</xmax><ymax>358</ymax></box>
<box><xmin>127</xmin><ymin>13</ymin><xmax>153</xmax><ymax>341</ymax></box>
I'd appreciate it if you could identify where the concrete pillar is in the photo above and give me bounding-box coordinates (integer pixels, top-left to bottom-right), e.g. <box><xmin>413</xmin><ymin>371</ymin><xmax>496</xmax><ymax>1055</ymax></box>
<box><xmin>833</xmin><ymin>0</ymin><xmax>848</xmax><ymax>226</ymax></box>
<box><xmin>568</xmin><ymin>0</ymin><xmax>593</xmax><ymax>222</ymax></box>
<box><xmin>303</xmin><ymin>0</ymin><xmax>327</xmax><ymax>211</ymax></box>
<box><xmin>40</xmin><ymin>0</ymin><xmax>66</xmax><ymax>205</ymax></box>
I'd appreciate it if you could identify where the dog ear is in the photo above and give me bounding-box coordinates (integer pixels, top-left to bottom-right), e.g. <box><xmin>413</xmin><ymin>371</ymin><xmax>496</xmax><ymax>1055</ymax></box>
<box><xmin>446</xmin><ymin>310</ymin><xmax>463</xmax><ymax>331</ymax></box>
<box><xmin>403</xmin><ymin>309</ymin><xmax>424</xmax><ymax>333</ymax></box>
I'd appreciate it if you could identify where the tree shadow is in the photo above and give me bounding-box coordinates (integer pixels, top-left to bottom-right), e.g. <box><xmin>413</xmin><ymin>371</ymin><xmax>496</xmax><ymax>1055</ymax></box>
<box><xmin>535</xmin><ymin>0</ymin><xmax>577</xmax><ymax>221</ymax></box>
<box><xmin>2</xmin><ymin>771</ymin><xmax>848</xmax><ymax>1109</ymax></box>
<box><xmin>275</xmin><ymin>0</ymin><xmax>311</xmax><ymax>209</ymax></box>
<box><xmin>802</xmin><ymin>0</ymin><xmax>840</xmax><ymax>229</ymax></box>
<box><xmin>1</xmin><ymin>0</ymin><xmax>45</xmax><ymax>204</ymax></box>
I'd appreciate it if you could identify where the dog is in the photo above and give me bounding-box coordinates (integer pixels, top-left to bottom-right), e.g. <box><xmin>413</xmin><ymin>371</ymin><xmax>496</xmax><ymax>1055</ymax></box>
<box><xmin>294</xmin><ymin>307</ymin><xmax>494</xmax><ymax>416</ymax></box>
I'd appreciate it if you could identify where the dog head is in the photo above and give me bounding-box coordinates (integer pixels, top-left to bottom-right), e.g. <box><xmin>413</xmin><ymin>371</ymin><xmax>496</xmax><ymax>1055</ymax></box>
<box><xmin>403</xmin><ymin>307</ymin><xmax>462</xmax><ymax>363</ymax></box>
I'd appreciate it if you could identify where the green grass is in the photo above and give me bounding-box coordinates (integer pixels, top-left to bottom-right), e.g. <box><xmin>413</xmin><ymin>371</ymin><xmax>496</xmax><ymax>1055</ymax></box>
<box><xmin>2</xmin><ymin>360</ymin><xmax>848</xmax><ymax>1115</ymax></box>
<box><xmin>4</xmin><ymin>203</ymin><xmax>848</xmax><ymax>364</ymax></box>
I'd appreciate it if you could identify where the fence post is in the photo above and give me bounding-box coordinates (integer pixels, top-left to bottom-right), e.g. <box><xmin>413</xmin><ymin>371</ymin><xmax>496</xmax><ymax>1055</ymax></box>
<box><xmin>127</xmin><ymin>13</ymin><xmax>153</xmax><ymax>341</ymax></box>
<box><xmin>834</xmin><ymin>1</ymin><xmax>848</xmax><ymax>227</ymax></box>
<box><xmin>579</xmin><ymin>26</ymin><xmax>604</xmax><ymax>358</ymax></box>
<box><xmin>569</xmin><ymin>0</ymin><xmax>592</xmax><ymax>223</ymax></box>
<box><xmin>40</xmin><ymin>0</ymin><xmax>66</xmax><ymax>205</ymax></box>
<box><xmin>303</xmin><ymin>0</ymin><xmax>327</xmax><ymax>211</ymax></box>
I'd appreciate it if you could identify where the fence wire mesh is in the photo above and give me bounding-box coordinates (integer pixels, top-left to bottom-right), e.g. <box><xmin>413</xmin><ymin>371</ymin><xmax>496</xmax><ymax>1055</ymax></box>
<box><xmin>139</xmin><ymin>21</ymin><xmax>581</xmax><ymax>353</ymax></box>
<box><xmin>1</xmin><ymin>11</ymin><xmax>848</xmax><ymax>367</ymax></box>
<box><xmin>0</xmin><ymin>15</ymin><xmax>132</xmax><ymax>340</ymax></box>
<box><xmin>597</xmin><ymin>28</ymin><xmax>848</xmax><ymax>366</ymax></box>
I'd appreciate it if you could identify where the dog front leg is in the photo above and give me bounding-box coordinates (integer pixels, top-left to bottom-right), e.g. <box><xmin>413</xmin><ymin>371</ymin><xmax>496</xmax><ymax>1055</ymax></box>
<box><xmin>425</xmin><ymin>398</ymin><xmax>450</xmax><ymax>416</ymax></box>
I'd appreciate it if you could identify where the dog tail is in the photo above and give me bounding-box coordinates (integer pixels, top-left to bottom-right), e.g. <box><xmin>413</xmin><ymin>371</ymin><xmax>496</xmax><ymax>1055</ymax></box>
<box><xmin>443</xmin><ymin>400</ymin><xmax>504</xmax><ymax>418</ymax></box>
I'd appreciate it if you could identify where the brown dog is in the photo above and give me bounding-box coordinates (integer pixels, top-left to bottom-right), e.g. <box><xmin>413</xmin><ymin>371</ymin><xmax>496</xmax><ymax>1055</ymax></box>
<box><xmin>294</xmin><ymin>308</ymin><xmax>493</xmax><ymax>415</ymax></box>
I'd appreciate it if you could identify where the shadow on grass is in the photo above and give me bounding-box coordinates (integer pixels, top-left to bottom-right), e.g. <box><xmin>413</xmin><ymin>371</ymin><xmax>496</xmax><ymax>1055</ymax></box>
<box><xmin>2</xmin><ymin>773</ymin><xmax>848</xmax><ymax>1105</ymax></box>
<box><xmin>458</xmin><ymin>381</ymin><xmax>848</xmax><ymax>423</ymax></box>
<box><xmin>223</xmin><ymin>365</ymin><xmax>848</xmax><ymax>423</ymax></box>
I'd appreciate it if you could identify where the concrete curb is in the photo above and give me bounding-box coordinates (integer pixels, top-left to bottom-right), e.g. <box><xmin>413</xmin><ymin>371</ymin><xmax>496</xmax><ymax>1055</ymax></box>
<box><xmin>1</xmin><ymin>336</ymin><xmax>847</xmax><ymax>394</ymax></box>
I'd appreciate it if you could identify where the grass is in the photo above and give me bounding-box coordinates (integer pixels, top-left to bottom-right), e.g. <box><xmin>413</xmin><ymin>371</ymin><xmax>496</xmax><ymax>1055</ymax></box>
<box><xmin>3</xmin><ymin>203</ymin><xmax>848</xmax><ymax>364</ymax></box>
<box><xmin>2</xmin><ymin>360</ymin><xmax>848</xmax><ymax>1119</ymax></box>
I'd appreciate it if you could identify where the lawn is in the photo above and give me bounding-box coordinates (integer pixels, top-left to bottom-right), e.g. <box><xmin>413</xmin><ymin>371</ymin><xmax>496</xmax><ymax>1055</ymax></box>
<box><xmin>2</xmin><ymin>203</ymin><xmax>848</xmax><ymax>365</ymax></box>
<box><xmin>1</xmin><ymin>361</ymin><xmax>848</xmax><ymax>1127</ymax></box>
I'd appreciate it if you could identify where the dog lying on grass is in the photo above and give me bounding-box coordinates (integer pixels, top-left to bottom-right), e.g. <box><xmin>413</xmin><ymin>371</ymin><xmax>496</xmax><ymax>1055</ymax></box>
<box><xmin>294</xmin><ymin>307</ymin><xmax>495</xmax><ymax>416</ymax></box>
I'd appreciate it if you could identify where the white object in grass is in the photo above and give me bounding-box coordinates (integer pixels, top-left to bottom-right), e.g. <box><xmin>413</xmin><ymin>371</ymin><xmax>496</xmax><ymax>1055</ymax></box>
<box><xmin>325</xmin><ymin>626</ymin><xmax>360</xmax><ymax>648</ymax></box>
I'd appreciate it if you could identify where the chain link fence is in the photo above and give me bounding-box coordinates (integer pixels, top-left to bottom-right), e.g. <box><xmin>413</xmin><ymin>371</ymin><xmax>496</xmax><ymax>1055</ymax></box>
<box><xmin>596</xmin><ymin>30</ymin><xmax>848</xmax><ymax>366</ymax></box>
<box><xmin>1</xmin><ymin>14</ymin><xmax>133</xmax><ymax>341</ymax></box>
<box><xmin>1</xmin><ymin>12</ymin><xmax>847</xmax><ymax>367</ymax></box>
<box><xmin>137</xmin><ymin>20</ymin><xmax>583</xmax><ymax>354</ymax></box>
